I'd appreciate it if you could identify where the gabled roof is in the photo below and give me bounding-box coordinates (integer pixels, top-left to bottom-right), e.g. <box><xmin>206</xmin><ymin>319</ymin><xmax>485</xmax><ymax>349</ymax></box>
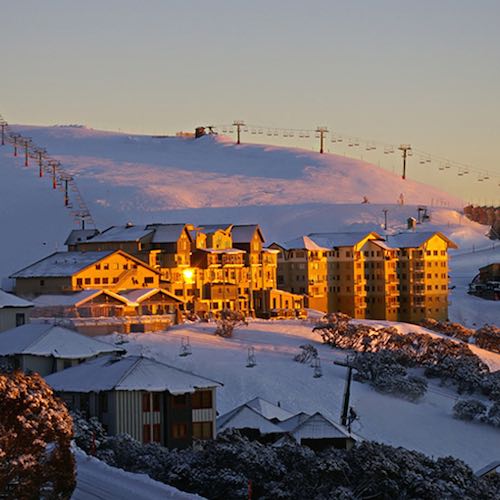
<box><xmin>307</xmin><ymin>231</ymin><xmax>382</xmax><ymax>248</ymax></box>
<box><xmin>231</xmin><ymin>225</ymin><xmax>264</xmax><ymax>244</ymax></box>
<box><xmin>246</xmin><ymin>397</ymin><xmax>295</xmax><ymax>421</ymax></box>
<box><xmin>64</xmin><ymin>229</ymin><xmax>100</xmax><ymax>246</ymax></box>
<box><xmin>278</xmin><ymin>412</ymin><xmax>311</xmax><ymax>432</ymax></box>
<box><xmin>146</xmin><ymin>224</ymin><xmax>190</xmax><ymax>244</ymax></box>
<box><xmin>475</xmin><ymin>460</ymin><xmax>500</xmax><ymax>477</ymax></box>
<box><xmin>386</xmin><ymin>231</ymin><xmax>458</xmax><ymax>249</ymax></box>
<box><xmin>10</xmin><ymin>250</ymin><xmax>160</xmax><ymax>279</ymax></box>
<box><xmin>32</xmin><ymin>289</ymin><xmax>133</xmax><ymax>308</ymax></box>
<box><xmin>281</xmin><ymin>236</ymin><xmax>330</xmax><ymax>251</ymax></box>
<box><xmin>10</xmin><ymin>251</ymin><xmax>114</xmax><ymax>278</ymax></box>
<box><xmin>118</xmin><ymin>288</ymin><xmax>184</xmax><ymax>304</ymax></box>
<box><xmin>45</xmin><ymin>354</ymin><xmax>222</xmax><ymax>393</ymax></box>
<box><xmin>0</xmin><ymin>323</ymin><xmax>124</xmax><ymax>359</ymax></box>
<box><xmin>88</xmin><ymin>225</ymin><xmax>154</xmax><ymax>243</ymax></box>
<box><xmin>217</xmin><ymin>405</ymin><xmax>284</xmax><ymax>434</ymax></box>
<box><xmin>198</xmin><ymin>224</ymin><xmax>233</xmax><ymax>233</ymax></box>
<box><xmin>0</xmin><ymin>289</ymin><xmax>33</xmax><ymax>309</ymax></box>
<box><xmin>283</xmin><ymin>412</ymin><xmax>353</xmax><ymax>440</ymax></box>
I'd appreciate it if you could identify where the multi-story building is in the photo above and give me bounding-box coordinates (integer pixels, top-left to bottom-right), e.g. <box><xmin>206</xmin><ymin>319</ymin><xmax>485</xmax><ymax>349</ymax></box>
<box><xmin>271</xmin><ymin>236</ymin><xmax>329</xmax><ymax>312</ymax></box>
<box><xmin>275</xmin><ymin>231</ymin><xmax>456</xmax><ymax>322</ymax></box>
<box><xmin>15</xmin><ymin>222</ymin><xmax>296</xmax><ymax>319</ymax></box>
<box><xmin>386</xmin><ymin>232</ymin><xmax>457</xmax><ymax>322</ymax></box>
<box><xmin>307</xmin><ymin>232</ymin><xmax>382</xmax><ymax>318</ymax></box>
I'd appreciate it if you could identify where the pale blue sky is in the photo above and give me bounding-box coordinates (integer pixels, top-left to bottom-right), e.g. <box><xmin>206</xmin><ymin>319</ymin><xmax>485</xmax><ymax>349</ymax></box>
<box><xmin>2</xmin><ymin>0</ymin><xmax>499</xmax><ymax>202</ymax></box>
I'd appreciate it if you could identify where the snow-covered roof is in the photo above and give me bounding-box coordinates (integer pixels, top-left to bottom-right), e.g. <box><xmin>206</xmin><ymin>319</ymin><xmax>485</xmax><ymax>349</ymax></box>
<box><xmin>199</xmin><ymin>248</ymin><xmax>246</xmax><ymax>254</ymax></box>
<box><xmin>32</xmin><ymin>289</ymin><xmax>132</xmax><ymax>307</ymax></box>
<box><xmin>368</xmin><ymin>239</ymin><xmax>396</xmax><ymax>251</ymax></box>
<box><xmin>118</xmin><ymin>288</ymin><xmax>183</xmax><ymax>303</ymax></box>
<box><xmin>0</xmin><ymin>323</ymin><xmax>123</xmax><ymax>359</ymax></box>
<box><xmin>217</xmin><ymin>405</ymin><xmax>284</xmax><ymax>434</ymax></box>
<box><xmin>278</xmin><ymin>412</ymin><xmax>311</xmax><ymax>432</ymax></box>
<box><xmin>146</xmin><ymin>223</ymin><xmax>188</xmax><ymax>244</ymax></box>
<box><xmin>10</xmin><ymin>251</ymin><xmax>114</xmax><ymax>278</ymax></box>
<box><xmin>64</xmin><ymin>229</ymin><xmax>100</xmax><ymax>246</ymax></box>
<box><xmin>45</xmin><ymin>354</ymin><xmax>222</xmax><ymax>393</ymax></box>
<box><xmin>386</xmin><ymin>231</ymin><xmax>458</xmax><ymax>249</ymax></box>
<box><xmin>198</xmin><ymin>224</ymin><xmax>233</xmax><ymax>233</ymax></box>
<box><xmin>290</xmin><ymin>412</ymin><xmax>351</xmax><ymax>442</ymax></box>
<box><xmin>307</xmin><ymin>232</ymin><xmax>381</xmax><ymax>248</ymax></box>
<box><xmin>475</xmin><ymin>460</ymin><xmax>500</xmax><ymax>477</ymax></box>
<box><xmin>286</xmin><ymin>412</ymin><xmax>353</xmax><ymax>440</ymax></box>
<box><xmin>0</xmin><ymin>289</ymin><xmax>33</xmax><ymax>309</ymax></box>
<box><xmin>282</xmin><ymin>235</ymin><xmax>330</xmax><ymax>251</ymax></box>
<box><xmin>89</xmin><ymin>225</ymin><xmax>153</xmax><ymax>243</ymax></box>
<box><xmin>246</xmin><ymin>397</ymin><xmax>295</xmax><ymax>421</ymax></box>
<box><xmin>231</xmin><ymin>225</ymin><xmax>262</xmax><ymax>244</ymax></box>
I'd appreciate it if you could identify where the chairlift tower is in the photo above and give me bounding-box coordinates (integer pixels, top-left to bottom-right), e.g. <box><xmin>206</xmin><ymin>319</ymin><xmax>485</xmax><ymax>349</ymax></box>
<box><xmin>398</xmin><ymin>144</ymin><xmax>412</xmax><ymax>180</ymax></box>
<box><xmin>233</xmin><ymin>120</ymin><xmax>245</xmax><ymax>145</ymax></box>
<box><xmin>316</xmin><ymin>126</ymin><xmax>329</xmax><ymax>154</ymax></box>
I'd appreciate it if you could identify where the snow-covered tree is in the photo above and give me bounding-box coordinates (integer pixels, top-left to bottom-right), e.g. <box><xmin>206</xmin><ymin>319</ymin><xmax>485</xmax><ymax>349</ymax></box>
<box><xmin>214</xmin><ymin>309</ymin><xmax>247</xmax><ymax>338</ymax></box>
<box><xmin>453</xmin><ymin>399</ymin><xmax>487</xmax><ymax>421</ymax></box>
<box><xmin>0</xmin><ymin>370</ymin><xmax>75</xmax><ymax>499</ymax></box>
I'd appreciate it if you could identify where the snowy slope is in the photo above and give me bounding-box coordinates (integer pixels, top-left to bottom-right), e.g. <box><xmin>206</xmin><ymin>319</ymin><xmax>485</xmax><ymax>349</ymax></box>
<box><xmin>0</xmin><ymin>124</ymin><xmax>493</xmax><ymax>285</ymax></box>
<box><xmin>110</xmin><ymin>319</ymin><xmax>500</xmax><ymax>471</ymax></box>
<box><xmin>73</xmin><ymin>448</ymin><xmax>203</xmax><ymax>500</ymax></box>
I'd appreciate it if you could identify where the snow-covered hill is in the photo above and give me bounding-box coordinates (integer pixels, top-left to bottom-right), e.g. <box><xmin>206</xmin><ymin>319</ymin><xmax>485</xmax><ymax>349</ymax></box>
<box><xmin>107</xmin><ymin>319</ymin><xmax>500</xmax><ymax>470</ymax></box>
<box><xmin>0</xmin><ymin>124</ymin><xmax>497</xmax><ymax>325</ymax></box>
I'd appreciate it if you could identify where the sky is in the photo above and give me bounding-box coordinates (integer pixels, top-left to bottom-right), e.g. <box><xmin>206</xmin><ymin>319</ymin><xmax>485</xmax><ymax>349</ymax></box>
<box><xmin>2</xmin><ymin>0</ymin><xmax>499</xmax><ymax>203</ymax></box>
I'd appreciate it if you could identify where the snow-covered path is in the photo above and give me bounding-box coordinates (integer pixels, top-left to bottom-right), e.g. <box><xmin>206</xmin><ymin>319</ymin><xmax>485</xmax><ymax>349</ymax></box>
<box><xmin>72</xmin><ymin>449</ymin><xmax>202</xmax><ymax>500</ymax></box>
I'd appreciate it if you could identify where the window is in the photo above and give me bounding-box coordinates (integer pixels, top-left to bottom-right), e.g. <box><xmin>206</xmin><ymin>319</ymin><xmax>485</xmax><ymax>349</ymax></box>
<box><xmin>153</xmin><ymin>393</ymin><xmax>161</xmax><ymax>411</ymax></box>
<box><xmin>123</xmin><ymin>264</ymin><xmax>129</xmax><ymax>270</ymax></box>
<box><xmin>85</xmin><ymin>278</ymin><xmax>91</xmax><ymax>285</ymax></box>
<box><xmin>15</xmin><ymin>313</ymin><xmax>25</xmax><ymax>327</ymax></box>
<box><xmin>95</xmin><ymin>264</ymin><xmax>101</xmax><ymax>270</ymax></box>
<box><xmin>143</xmin><ymin>424</ymin><xmax>151</xmax><ymax>444</ymax></box>
<box><xmin>171</xmin><ymin>423</ymin><xmax>188</xmax><ymax>439</ymax></box>
<box><xmin>193</xmin><ymin>422</ymin><xmax>212</xmax><ymax>440</ymax></box>
<box><xmin>142</xmin><ymin>393</ymin><xmax>151</xmax><ymax>412</ymax></box>
<box><xmin>153</xmin><ymin>423</ymin><xmax>161</xmax><ymax>443</ymax></box>
<box><xmin>192</xmin><ymin>390</ymin><xmax>212</xmax><ymax>409</ymax></box>
<box><xmin>144</xmin><ymin>277</ymin><xmax>154</xmax><ymax>284</ymax></box>
<box><xmin>103</xmin><ymin>277</ymin><xmax>109</xmax><ymax>284</ymax></box>
<box><xmin>76</xmin><ymin>278</ymin><xmax>83</xmax><ymax>286</ymax></box>
<box><xmin>94</xmin><ymin>278</ymin><xmax>101</xmax><ymax>284</ymax></box>
<box><xmin>40</xmin><ymin>279</ymin><xmax>45</xmax><ymax>286</ymax></box>
<box><xmin>173</xmin><ymin>394</ymin><xmax>187</xmax><ymax>407</ymax></box>
<box><xmin>112</xmin><ymin>277</ymin><xmax>118</xmax><ymax>283</ymax></box>
<box><xmin>103</xmin><ymin>263</ymin><xmax>109</xmax><ymax>270</ymax></box>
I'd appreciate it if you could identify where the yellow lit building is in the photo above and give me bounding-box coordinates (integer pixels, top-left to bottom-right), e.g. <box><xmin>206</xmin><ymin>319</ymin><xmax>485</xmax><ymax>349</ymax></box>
<box><xmin>386</xmin><ymin>232</ymin><xmax>458</xmax><ymax>322</ymax></box>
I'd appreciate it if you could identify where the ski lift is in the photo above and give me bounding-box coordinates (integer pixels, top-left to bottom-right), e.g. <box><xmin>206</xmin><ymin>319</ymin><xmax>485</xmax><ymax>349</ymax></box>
<box><xmin>179</xmin><ymin>337</ymin><xmax>192</xmax><ymax>357</ymax></box>
<box><xmin>313</xmin><ymin>358</ymin><xmax>322</xmax><ymax>378</ymax></box>
<box><xmin>304</xmin><ymin>133</ymin><xmax>310</xmax><ymax>138</ymax></box>
<box><xmin>426</xmin><ymin>158</ymin><xmax>431</xmax><ymax>163</ymax></box>
<box><xmin>483</xmin><ymin>174</ymin><xmax>490</xmax><ymax>180</ymax></box>
<box><xmin>337</xmin><ymin>137</ymin><xmax>343</xmax><ymax>142</ymax></box>
<box><xmin>258</xmin><ymin>129</ymin><xmax>263</xmax><ymax>135</ymax></box>
<box><xmin>251</xmin><ymin>129</ymin><xmax>256</xmax><ymax>135</ymax></box>
<box><xmin>289</xmin><ymin>131</ymin><xmax>294</xmax><ymax>137</ymax></box>
<box><xmin>354</xmin><ymin>140</ymin><xmax>360</xmax><ymax>146</ymax></box>
<box><xmin>283</xmin><ymin>132</ymin><xmax>289</xmax><ymax>137</ymax></box>
<box><xmin>267</xmin><ymin>131</ymin><xmax>272</xmax><ymax>136</ymax></box>
<box><xmin>458</xmin><ymin>170</ymin><xmax>464</xmax><ymax>176</ymax></box>
<box><xmin>273</xmin><ymin>130</ymin><xmax>279</xmax><ymax>136</ymax></box>
<box><xmin>222</xmin><ymin>128</ymin><xmax>227</xmax><ymax>133</ymax></box>
<box><xmin>246</xmin><ymin>346</ymin><xmax>256</xmax><ymax>367</ymax></box>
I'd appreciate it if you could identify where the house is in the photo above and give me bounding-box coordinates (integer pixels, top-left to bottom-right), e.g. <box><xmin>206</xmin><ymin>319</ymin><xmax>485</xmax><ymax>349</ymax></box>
<box><xmin>45</xmin><ymin>354</ymin><xmax>222</xmax><ymax>448</ymax></box>
<box><xmin>470</xmin><ymin>263</ymin><xmax>500</xmax><ymax>300</ymax></box>
<box><xmin>0</xmin><ymin>323</ymin><xmax>124</xmax><ymax>375</ymax></box>
<box><xmin>273</xmin><ymin>412</ymin><xmax>357</xmax><ymax>451</ymax></box>
<box><xmin>217</xmin><ymin>398</ymin><xmax>357</xmax><ymax>450</ymax></box>
<box><xmin>30</xmin><ymin>288</ymin><xmax>183</xmax><ymax>335</ymax></box>
<box><xmin>10</xmin><ymin>250</ymin><xmax>160</xmax><ymax>297</ymax></box>
<box><xmin>0</xmin><ymin>289</ymin><xmax>33</xmax><ymax>332</ymax></box>
<box><xmin>64</xmin><ymin>229</ymin><xmax>100</xmax><ymax>251</ymax></box>
<box><xmin>386</xmin><ymin>232</ymin><xmax>458</xmax><ymax>322</ymax></box>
